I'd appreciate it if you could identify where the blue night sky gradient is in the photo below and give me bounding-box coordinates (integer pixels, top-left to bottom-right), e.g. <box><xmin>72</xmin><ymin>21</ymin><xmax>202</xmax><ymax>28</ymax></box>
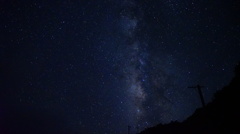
<box><xmin>0</xmin><ymin>0</ymin><xmax>240</xmax><ymax>133</ymax></box>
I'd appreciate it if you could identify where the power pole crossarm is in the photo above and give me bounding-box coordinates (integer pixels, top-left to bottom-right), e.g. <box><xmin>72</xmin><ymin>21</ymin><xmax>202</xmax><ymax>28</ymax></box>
<box><xmin>188</xmin><ymin>85</ymin><xmax>206</xmax><ymax>107</ymax></box>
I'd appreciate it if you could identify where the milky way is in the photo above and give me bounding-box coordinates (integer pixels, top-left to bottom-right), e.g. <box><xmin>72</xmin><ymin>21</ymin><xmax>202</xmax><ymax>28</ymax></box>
<box><xmin>1</xmin><ymin>0</ymin><xmax>239</xmax><ymax>134</ymax></box>
<box><xmin>119</xmin><ymin>0</ymin><xmax>147</xmax><ymax>121</ymax></box>
<box><xmin>118</xmin><ymin>1</ymin><xmax>189</xmax><ymax>131</ymax></box>
<box><xmin>117</xmin><ymin>1</ymin><xmax>174</xmax><ymax>131</ymax></box>
<box><xmin>115</xmin><ymin>0</ymin><xmax>240</xmax><ymax>132</ymax></box>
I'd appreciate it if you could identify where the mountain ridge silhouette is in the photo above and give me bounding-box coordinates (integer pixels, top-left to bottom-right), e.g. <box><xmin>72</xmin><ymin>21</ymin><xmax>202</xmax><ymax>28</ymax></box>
<box><xmin>140</xmin><ymin>62</ymin><xmax>240</xmax><ymax>134</ymax></box>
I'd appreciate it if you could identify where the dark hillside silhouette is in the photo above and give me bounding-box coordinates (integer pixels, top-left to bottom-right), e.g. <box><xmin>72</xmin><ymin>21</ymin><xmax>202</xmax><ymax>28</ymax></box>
<box><xmin>140</xmin><ymin>62</ymin><xmax>240</xmax><ymax>134</ymax></box>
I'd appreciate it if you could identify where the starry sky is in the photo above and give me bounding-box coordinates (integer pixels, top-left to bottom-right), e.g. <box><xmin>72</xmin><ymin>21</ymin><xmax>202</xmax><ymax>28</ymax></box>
<box><xmin>0</xmin><ymin>0</ymin><xmax>240</xmax><ymax>134</ymax></box>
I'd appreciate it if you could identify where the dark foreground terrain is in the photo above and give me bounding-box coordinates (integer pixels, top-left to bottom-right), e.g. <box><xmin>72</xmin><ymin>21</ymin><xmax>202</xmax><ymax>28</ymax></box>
<box><xmin>140</xmin><ymin>63</ymin><xmax>240</xmax><ymax>134</ymax></box>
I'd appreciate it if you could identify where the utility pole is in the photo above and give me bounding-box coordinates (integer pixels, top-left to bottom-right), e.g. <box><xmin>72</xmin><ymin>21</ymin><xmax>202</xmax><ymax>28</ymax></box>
<box><xmin>128</xmin><ymin>125</ymin><xmax>131</xmax><ymax>134</ymax></box>
<box><xmin>136</xmin><ymin>124</ymin><xmax>139</xmax><ymax>134</ymax></box>
<box><xmin>188</xmin><ymin>85</ymin><xmax>205</xmax><ymax>107</ymax></box>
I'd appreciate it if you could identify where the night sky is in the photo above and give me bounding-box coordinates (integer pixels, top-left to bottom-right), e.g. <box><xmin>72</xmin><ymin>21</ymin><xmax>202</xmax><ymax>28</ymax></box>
<box><xmin>0</xmin><ymin>0</ymin><xmax>240</xmax><ymax>134</ymax></box>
